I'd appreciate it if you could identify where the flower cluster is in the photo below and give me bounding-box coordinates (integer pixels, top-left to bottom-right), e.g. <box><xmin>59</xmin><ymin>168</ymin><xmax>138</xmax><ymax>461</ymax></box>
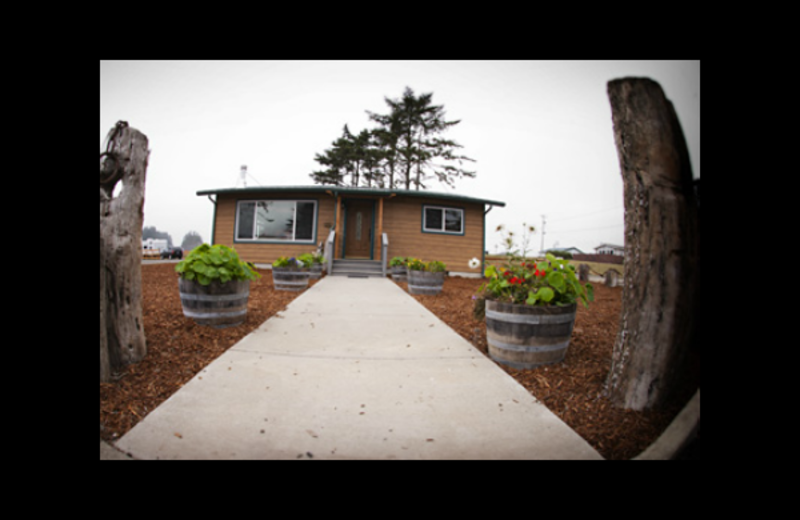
<box><xmin>477</xmin><ymin>253</ymin><xmax>594</xmax><ymax>308</ymax></box>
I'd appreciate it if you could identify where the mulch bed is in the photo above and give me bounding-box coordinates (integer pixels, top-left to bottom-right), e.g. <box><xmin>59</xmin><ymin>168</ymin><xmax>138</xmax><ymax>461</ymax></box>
<box><xmin>100</xmin><ymin>265</ymin><xmax>699</xmax><ymax>460</ymax></box>
<box><xmin>403</xmin><ymin>276</ymin><xmax>700</xmax><ymax>460</ymax></box>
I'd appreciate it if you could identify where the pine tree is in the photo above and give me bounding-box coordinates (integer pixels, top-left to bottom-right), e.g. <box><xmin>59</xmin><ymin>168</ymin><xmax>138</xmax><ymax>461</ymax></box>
<box><xmin>312</xmin><ymin>87</ymin><xmax>476</xmax><ymax>190</ymax></box>
<box><xmin>370</xmin><ymin>86</ymin><xmax>475</xmax><ymax>190</ymax></box>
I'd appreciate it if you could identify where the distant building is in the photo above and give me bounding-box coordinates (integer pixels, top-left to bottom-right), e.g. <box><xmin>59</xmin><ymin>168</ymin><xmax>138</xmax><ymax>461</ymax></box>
<box><xmin>595</xmin><ymin>243</ymin><xmax>625</xmax><ymax>256</ymax></box>
<box><xmin>546</xmin><ymin>246</ymin><xmax>584</xmax><ymax>256</ymax></box>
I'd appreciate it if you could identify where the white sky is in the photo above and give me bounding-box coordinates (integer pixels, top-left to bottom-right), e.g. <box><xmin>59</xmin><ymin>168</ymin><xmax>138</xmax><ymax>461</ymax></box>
<box><xmin>100</xmin><ymin>60</ymin><xmax>699</xmax><ymax>255</ymax></box>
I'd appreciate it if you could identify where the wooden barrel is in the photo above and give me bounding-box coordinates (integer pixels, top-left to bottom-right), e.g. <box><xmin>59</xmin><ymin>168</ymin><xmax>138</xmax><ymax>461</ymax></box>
<box><xmin>309</xmin><ymin>263</ymin><xmax>323</xmax><ymax>279</ymax></box>
<box><xmin>391</xmin><ymin>265</ymin><xmax>407</xmax><ymax>282</ymax></box>
<box><xmin>272</xmin><ymin>267</ymin><xmax>310</xmax><ymax>291</ymax></box>
<box><xmin>485</xmin><ymin>300</ymin><xmax>577</xmax><ymax>369</ymax></box>
<box><xmin>178</xmin><ymin>278</ymin><xmax>250</xmax><ymax>328</ymax></box>
<box><xmin>407</xmin><ymin>270</ymin><xmax>444</xmax><ymax>295</ymax></box>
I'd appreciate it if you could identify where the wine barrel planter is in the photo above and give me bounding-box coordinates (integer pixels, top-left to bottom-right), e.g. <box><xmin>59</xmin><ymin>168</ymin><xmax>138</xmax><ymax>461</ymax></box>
<box><xmin>391</xmin><ymin>265</ymin><xmax>407</xmax><ymax>282</ymax></box>
<box><xmin>407</xmin><ymin>270</ymin><xmax>445</xmax><ymax>295</ymax></box>
<box><xmin>485</xmin><ymin>300</ymin><xmax>577</xmax><ymax>369</ymax></box>
<box><xmin>272</xmin><ymin>267</ymin><xmax>310</xmax><ymax>291</ymax></box>
<box><xmin>178</xmin><ymin>278</ymin><xmax>250</xmax><ymax>328</ymax></box>
<box><xmin>309</xmin><ymin>262</ymin><xmax>324</xmax><ymax>279</ymax></box>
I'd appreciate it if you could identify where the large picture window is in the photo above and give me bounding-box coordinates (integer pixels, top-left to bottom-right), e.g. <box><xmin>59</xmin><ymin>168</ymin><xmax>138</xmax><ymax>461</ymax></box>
<box><xmin>423</xmin><ymin>205</ymin><xmax>464</xmax><ymax>235</ymax></box>
<box><xmin>236</xmin><ymin>200</ymin><xmax>316</xmax><ymax>242</ymax></box>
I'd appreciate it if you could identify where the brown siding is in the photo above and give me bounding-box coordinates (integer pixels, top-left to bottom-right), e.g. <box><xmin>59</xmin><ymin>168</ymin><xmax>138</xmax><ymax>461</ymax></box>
<box><xmin>213</xmin><ymin>192</ymin><xmax>336</xmax><ymax>265</ymax></box>
<box><xmin>210</xmin><ymin>191</ymin><xmax>485</xmax><ymax>273</ymax></box>
<box><xmin>381</xmin><ymin>195</ymin><xmax>484</xmax><ymax>274</ymax></box>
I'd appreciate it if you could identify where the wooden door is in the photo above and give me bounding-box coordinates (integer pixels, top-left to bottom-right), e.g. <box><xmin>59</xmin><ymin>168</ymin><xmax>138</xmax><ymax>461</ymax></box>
<box><xmin>344</xmin><ymin>200</ymin><xmax>373</xmax><ymax>258</ymax></box>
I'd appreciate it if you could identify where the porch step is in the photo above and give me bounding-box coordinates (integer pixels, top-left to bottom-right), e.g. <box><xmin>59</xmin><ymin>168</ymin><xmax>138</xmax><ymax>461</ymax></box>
<box><xmin>331</xmin><ymin>259</ymin><xmax>384</xmax><ymax>278</ymax></box>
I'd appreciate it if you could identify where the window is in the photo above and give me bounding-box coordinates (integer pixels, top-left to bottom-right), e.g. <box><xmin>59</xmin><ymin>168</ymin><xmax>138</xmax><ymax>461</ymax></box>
<box><xmin>423</xmin><ymin>205</ymin><xmax>464</xmax><ymax>235</ymax></box>
<box><xmin>236</xmin><ymin>200</ymin><xmax>317</xmax><ymax>242</ymax></box>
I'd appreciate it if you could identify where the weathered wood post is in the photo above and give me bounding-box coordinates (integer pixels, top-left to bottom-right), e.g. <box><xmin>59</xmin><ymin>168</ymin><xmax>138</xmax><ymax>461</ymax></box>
<box><xmin>100</xmin><ymin>121</ymin><xmax>149</xmax><ymax>382</ymax></box>
<box><xmin>604</xmin><ymin>78</ymin><xmax>699</xmax><ymax>411</ymax></box>
<box><xmin>578</xmin><ymin>263</ymin><xmax>590</xmax><ymax>283</ymax></box>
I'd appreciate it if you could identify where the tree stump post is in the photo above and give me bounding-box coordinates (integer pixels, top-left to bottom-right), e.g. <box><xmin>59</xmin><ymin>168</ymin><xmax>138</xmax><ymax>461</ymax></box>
<box><xmin>578</xmin><ymin>263</ymin><xmax>590</xmax><ymax>282</ymax></box>
<box><xmin>100</xmin><ymin>122</ymin><xmax>149</xmax><ymax>382</ymax></box>
<box><xmin>604</xmin><ymin>78</ymin><xmax>699</xmax><ymax>411</ymax></box>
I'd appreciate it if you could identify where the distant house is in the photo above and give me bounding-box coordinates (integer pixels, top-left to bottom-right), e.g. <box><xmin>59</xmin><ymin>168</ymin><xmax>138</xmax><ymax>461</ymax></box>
<box><xmin>595</xmin><ymin>243</ymin><xmax>625</xmax><ymax>256</ymax></box>
<box><xmin>196</xmin><ymin>185</ymin><xmax>505</xmax><ymax>276</ymax></box>
<box><xmin>546</xmin><ymin>246</ymin><xmax>584</xmax><ymax>256</ymax></box>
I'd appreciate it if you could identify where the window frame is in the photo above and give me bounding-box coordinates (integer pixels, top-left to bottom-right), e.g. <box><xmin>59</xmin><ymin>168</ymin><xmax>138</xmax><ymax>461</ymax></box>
<box><xmin>421</xmin><ymin>204</ymin><xmax>465</xmax><ymax>236</ymax></box>
<box><xmin>234</xmin><ymin>199</ymin><xmax>318</xmax><ymax>244</ymax></box>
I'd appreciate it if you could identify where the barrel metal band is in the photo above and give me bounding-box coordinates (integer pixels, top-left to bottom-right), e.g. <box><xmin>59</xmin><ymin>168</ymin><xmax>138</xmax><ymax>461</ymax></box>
<box><xmin>485</xmin><ymin>309</ymin><xmax>575</xmax><ymax>325</ymax></box>
<box><xmin>407</xmin><ymin>284</ymin><xmax>442</xmax><ymax>291</ymax></box>
<box><xmin>179</xmin><ymin>291</ymin><xmax>249</xmax><ymax>302</ymax></box>
<box><xmin>181</xmin><ymin>309</ymin><xmax>247</xmax><ymax>319</ymax></box>
<box><xmin>487</xmin><ymin>337</ymin><xmax>570</xmax><ymax>353</ymax></box>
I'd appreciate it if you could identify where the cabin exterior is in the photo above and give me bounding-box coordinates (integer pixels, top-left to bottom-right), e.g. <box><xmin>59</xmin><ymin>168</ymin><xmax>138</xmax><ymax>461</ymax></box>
<box><xmin>196</xmin><ymin>186</ymin><xmax>505</xmax><ymax>277</ymax></box>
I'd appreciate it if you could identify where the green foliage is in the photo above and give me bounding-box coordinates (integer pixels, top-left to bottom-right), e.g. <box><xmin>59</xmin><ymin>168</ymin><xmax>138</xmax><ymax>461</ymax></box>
<box><xmin>406</xmin><ymin>258</ymin><xmax>446</xmax><ymax>272</ymax></box>
<box><xmin>272</xmin><ymin>256</ymin><xmax>312</xmax><ymax>269</ymax></box>
<box><xmin>175</xmin><ymin>244</ymin><xmax>261</xmax><ymax>286</ymax></box>
<box><xmin>311</xmin><ymin>86</ymin><xmax>475</xmax><ymax>190</ymax></box>
<box><xmin>479</xmin><ymin>253</ymin><xmax>593</xmax><ymax>308</ymax></box>
<box><xmin>426</xmin><ymin>260</ymin><xmax>447</xmax><ymax>273</ymax></box>
<box><xmin>389</xmin><ymin>256</ymin><xmax>408</xmax><ymax>267</ymax></box>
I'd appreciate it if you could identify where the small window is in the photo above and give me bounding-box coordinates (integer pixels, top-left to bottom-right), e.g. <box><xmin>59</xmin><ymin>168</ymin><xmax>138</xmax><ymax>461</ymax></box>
<box><xmin>236</xmin><ymin>199</ymin><xmax>317</xmax><ymax>242</ymax></box>
<box><xmin>423</xmin><ymin>205</ymin><xmax>464</xmax><ymax>235</ymax></box>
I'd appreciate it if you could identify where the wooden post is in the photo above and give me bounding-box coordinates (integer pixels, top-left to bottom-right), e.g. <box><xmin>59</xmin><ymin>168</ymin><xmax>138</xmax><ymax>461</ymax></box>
<box><xmin>604</xmin><ymin>78</ymin><xmax>699</xmax><ymax>411</ymax></box>
<box><xmin>377</xmin><ymin>197</ymin><xmax>384</xmax><ymax>260</ymax></box>
<box><xmin>334</xmin><ymin>196</ymin><xmax>343</xmax><ymax>259</ymax></box>
<box><xmin>100</xmin><ymin>122</ymin><xmax>149</xmax><ymax>381</ymax></box>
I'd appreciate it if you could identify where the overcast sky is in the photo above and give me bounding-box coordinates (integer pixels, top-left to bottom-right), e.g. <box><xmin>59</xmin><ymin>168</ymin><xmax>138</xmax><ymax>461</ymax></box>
<box><xmin>100</xmin><ymin>60</ymin><xmax>699</xmax><ymax>255</ymax></box>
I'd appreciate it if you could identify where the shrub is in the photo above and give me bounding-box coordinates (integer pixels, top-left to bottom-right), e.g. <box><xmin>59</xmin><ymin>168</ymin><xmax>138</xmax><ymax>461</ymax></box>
<box><xmin>175</xmin><ymin>244</ymin><xmax>261</xmax><ymax>286</ymax></box>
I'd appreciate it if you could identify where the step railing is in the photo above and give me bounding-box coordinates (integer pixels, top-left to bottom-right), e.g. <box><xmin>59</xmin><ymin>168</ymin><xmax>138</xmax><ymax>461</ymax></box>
<box><xmin>325</xmin><ymin>229</ymin><xmax>335</xmax><ymax>275</ymax></box>
<box><xmin>381</xmin><ymin>233</ymin><xmax>388</xmax><ymax>277</ymax></box>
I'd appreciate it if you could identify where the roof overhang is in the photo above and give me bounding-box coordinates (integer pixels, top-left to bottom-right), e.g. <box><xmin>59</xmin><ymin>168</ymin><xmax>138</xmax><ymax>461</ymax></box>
<box><xmin>196</xmin><ymin>185</ymin><xmax>506</xmax><ymax>208</ymax></box>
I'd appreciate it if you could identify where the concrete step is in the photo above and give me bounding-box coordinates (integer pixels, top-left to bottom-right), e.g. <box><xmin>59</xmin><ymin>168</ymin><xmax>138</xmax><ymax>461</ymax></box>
<box><xmin>331</xmin><ymin>260</ymin><xmax>383</xmax><ymax>277</ymax></box>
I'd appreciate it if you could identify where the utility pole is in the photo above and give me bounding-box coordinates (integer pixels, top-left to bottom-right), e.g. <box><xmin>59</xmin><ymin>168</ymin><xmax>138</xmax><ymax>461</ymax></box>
<box><xmin>540</xmin><ymin>214</ymin><xmax>547</xmax><ymax>255</ymax></box>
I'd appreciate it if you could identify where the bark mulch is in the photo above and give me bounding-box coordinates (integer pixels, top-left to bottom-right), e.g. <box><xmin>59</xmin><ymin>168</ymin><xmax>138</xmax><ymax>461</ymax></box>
<box><xmin>100</xmin><ymin>265</ymin><xmax>699</xmax><ymax>460</ymax></box>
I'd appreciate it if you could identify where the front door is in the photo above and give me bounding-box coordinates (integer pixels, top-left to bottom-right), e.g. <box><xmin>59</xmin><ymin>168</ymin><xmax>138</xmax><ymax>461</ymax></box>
<box><xmin>343</xmin><ymin>199</ymin><xmax>374</xmax><ymax>259</ymax></box>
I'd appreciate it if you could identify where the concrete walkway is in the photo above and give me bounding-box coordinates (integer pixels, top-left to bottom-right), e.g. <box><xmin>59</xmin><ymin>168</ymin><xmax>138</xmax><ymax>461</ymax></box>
<box><xmin>109</xmin><ymin>277</ymin><xmax>602</xmax><ymax>460</ymax></box>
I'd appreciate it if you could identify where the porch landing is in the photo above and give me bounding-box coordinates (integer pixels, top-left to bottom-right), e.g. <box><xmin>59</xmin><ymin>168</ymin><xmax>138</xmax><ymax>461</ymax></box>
<box><xmin>111</xmin><ymin>276</ymin><xmax>602</xmax><ymax>460</ymax></box>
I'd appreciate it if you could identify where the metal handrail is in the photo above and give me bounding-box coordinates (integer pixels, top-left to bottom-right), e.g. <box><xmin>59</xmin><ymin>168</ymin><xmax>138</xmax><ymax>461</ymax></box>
<box><xmin>325</xmin><ymin>229</ymin><xmax>335</xmax><ymax>275</ymax></box>
<box><xmin>381</xmin><ymin>233</ymin><xmax>388</xmax><ymax>277</ymax></box>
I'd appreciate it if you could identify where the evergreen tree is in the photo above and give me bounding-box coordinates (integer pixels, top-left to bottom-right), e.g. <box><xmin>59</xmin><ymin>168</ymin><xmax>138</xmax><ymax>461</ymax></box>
<box><xmin>311</xmin><ymin>87</ymin><xmax>476</xmax><ymax>190</ymax></box>
<box><xmin>370</xmin><ymin>86</ymin><xmax>475</xmax><ymax>190</ymax></box>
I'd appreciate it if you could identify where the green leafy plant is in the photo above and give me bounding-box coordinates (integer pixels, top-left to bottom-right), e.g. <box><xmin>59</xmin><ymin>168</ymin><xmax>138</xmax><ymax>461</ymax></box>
<box><xmin>477</xmin><ymin>223</ymin><xmax>592</xmax><ymax>309</ymax></box>
<box><xmin>389</xmin><ymin>256</ymin><xmax>407</xmax><ymax>267</ymax></box>
<box><xmin>406</xmin><ymin>257</ymin><xmax>426</xmax><ymax>271</ymax></box>
<box><xmin>175</xmin><ymin>244</ymin><xmax>261</xmax><ymax>286</ymax></box>
<box><xmin>273</xmin><ymin>256</ymin><xmax>312</xmax><ymax>269</ymax></box>
<box><xmin>426</xmin><ymin>260</ymin><xmax>447</xmax><ymax>273</ymax></box>
<box><xmin>481</xmin><ymin>253</ymin><xmax>593</xmax><ymax>307</ymax></box>
<box><xmin>406</xmin><ymin>258</ymin><xmax>447</xmax><ymax>272</ymax></box>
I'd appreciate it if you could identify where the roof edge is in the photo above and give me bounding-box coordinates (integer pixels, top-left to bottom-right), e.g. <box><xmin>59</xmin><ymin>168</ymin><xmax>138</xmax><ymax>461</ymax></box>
<box><xmin>196</xmin><ymin>185</ymin><xmax>506</xmax><ymax>207</ymax></box>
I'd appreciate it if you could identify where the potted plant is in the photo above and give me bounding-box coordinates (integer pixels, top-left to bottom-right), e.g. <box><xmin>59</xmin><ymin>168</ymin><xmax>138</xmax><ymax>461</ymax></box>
<box><xmin>389</xmin><ymin>256</ymin><xmax>408</xmax><ymax>282</ymax></box>
<box><xmin>174</xmin><ymin>244</ymin><xmax>261</xmax><ymax>328</ymax></box>
<box><xmin>407</xmin><ymin>258</ymin><xmax>447</xmax><ymax>295</ymax></box>
<box><xmin>272</xmin><ymin>256</ymin><xmax>312</xmax><ymax>291</ymax></box>
<box><xmin>300</xmin><ymin>252</ymin><xmax>325</xmax><ymax>279</ymax></box>
<box><xmin>477</xmin><ymin>252</ymin><xmax>594</xmax><ymax>369</ymax></box>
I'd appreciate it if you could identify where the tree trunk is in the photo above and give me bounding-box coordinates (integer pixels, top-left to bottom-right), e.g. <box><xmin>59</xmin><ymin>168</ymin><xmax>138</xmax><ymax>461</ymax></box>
<box><xmin>604</xmin><ymin>78</ymin><xmax>699</xmax><ymax>411</ymax></box>
<box><xmin>100</xmin><ymin>122</ymin><xmax>149</xmax><ymax>381</ymax></box>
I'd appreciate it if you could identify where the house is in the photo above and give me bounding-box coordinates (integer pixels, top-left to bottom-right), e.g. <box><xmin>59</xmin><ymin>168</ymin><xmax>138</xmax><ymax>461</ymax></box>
<box><xmin>196</xmin><ymin>185</ymin><xmax>505</xmax><ymax>277</ymax></box>
<box><xmin>545</xmin><ymin>246</ymin><xmax>584</xmax><ymax>256</ymax></box>
<box><xmin>594</xmin><ymin>243</ymin><xmax>625</xmax><ymax>256</ymax></box>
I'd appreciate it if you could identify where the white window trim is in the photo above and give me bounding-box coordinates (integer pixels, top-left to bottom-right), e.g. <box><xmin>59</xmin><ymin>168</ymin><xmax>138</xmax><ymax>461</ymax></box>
<box><xmin>422</xmin><ymin>205</ymin><xmax>464</xmax><ymax>235</ymax></box>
